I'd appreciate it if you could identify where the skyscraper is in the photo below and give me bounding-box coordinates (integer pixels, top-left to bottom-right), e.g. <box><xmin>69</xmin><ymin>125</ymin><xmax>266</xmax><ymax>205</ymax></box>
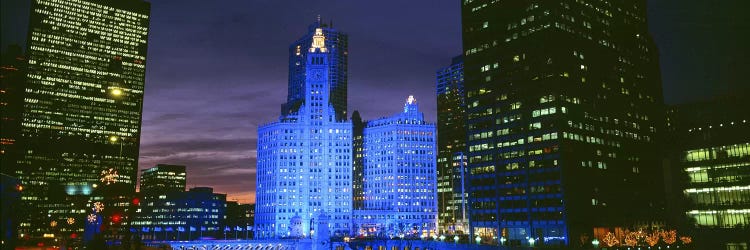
<box><xmin>15</xmin><ymin>0</ymin><xmax>150</xmax><ymax>236</ymax></box>
<box><xmin>256</xmin><ymin>27</ymin><xmax>353</xmax><ymax>238</ymax></box>
<box><xmin>435</xmin><ymin>56</ymin><xmax>468</xmax><ymax>234</ymax></box>
<box><xmin>353</xmin><ymin>96</ymin><xmax>438</xmax><ymax>237</ymax></box>
<box><xmin>140</xmin><ymin>164</ymin><xmax>187</xmax><ymax>195</ymax></box>
<box><xmin>283</xmin><ymin>17</ymin><xmax>349</xmax><ymax>121</ymax></box>
<box><xmin>461</xmin><ymin>1</ymin><xmax>664</xmax><ymax>246</ymax></box>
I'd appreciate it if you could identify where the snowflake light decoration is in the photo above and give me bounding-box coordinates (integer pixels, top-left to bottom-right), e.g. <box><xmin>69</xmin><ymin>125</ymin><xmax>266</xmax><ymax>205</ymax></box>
<box><xmin>50</xmin><ymin>220</ymin><xmax>57</xmax><ymax>227</ymax></box>
<box><xmin>67</xmin><ymin>217</ymin><xmax>75</xmax><ymax>225</ymax></box>
<box><xmin>92</xmin><ymin>202</ymin><xmax>104</xmax><ymax>213</ymax></box>
<box><xmin>87</xmin><ymin>214</ymin><xmax>97</xmax><ymax>224</ymax></box>
<box><xmin>100</xmin><ymin>168</ymin><xmax>118</xmax><ymax>185</ymax></box>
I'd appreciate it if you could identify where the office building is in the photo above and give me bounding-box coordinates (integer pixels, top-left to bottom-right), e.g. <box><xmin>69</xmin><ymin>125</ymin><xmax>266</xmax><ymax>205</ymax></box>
<box><xmin>140</xmin><ymin>164</ymin><xmax>187</xmax><ymax>195</ymax></box>
<box><xmin>14</xmin><ymin>0</ymin><xmax>150</xmax><ymax>236</ymax></box>
<box><xmin>283</xmin><ymin>16</ymin><xmax>348</xmax><ymax>121</ymax></box>
<box><xmin>133</xmin><ymin>187</ymin><xmax>227</xmax><ymax>241</ymax></box>
<box><xmin>666</xmin><ymin>96</ymin><xmax>749</xmax><ymax>250</ymax></box>
<box><xmin>1</xmin><ymin>45</ymin><xmax>26</xmax><ymax>175</ymax></box>
<box><xmin>354</xmin><ymin>96</ymin><xmax>438</xmax><ymax>237</ymax></box>
<box><xmin>352</xmin><ymin>110</ymin><xmax>366</xmax><ymax>210</ymax></box>
<box><xmin>226</xmin><ymin>202</ymin><xmax>255</xmax><ymax>239</ymax></box>
<box><xmin>461</xmin><ymin>0</ymin><xmax>665</xmax><ymax>246</ymax></box>
<box><xmin>256</xmin><ymin>27</ymin><xmax>353</xmax><ymax>238</ymax></box>
<box><xmin>436</xmin><ymin>56</ymin><xmax>468</xmax><ymax>234</ymax></box>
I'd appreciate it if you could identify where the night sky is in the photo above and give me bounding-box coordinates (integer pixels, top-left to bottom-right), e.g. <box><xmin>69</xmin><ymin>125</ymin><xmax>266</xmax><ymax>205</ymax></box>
<box><xmin>2</xmin><ymin>0</ymin><xmax>748</xmax><ymax>204</ymax></box>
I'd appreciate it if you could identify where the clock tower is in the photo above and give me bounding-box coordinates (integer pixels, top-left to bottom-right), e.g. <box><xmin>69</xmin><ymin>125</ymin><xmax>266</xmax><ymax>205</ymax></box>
<box><xmin>255</xmin><ymin>25</ymin><xmax>353</xmax><ymax>238</ymax></box>
<box><xmin>303</xmin><ymin>28</ymin><xmax>334</xmax><ymax>121</ymax></box>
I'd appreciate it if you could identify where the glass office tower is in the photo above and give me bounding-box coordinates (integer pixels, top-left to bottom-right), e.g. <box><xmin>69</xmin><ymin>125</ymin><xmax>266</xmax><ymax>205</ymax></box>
<box><xmin>139</xmin><ymin>164</ymin><xmax>187</xmax><ymax>195</ymax></box>
<box><xmin>15</xmin><ymin>0</ymin><xmax>150</xmax><ymax>236</ymax></box>
<box><xmin>461</xmin><ymin>0</ymin><xmax>665</xmax><ymax>246</ymax></box>
<box><xmin>436</xmin><ymin>56</ymin><xmax>469</xmax><ymax>234</ymax></box>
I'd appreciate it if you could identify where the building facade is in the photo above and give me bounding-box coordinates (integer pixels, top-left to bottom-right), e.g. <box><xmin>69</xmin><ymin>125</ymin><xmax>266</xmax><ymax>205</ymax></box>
<box><xmin>283</xmin><ymin>17</ymin><xmax>348</xmax><ymax>121</ymax></box>
<box><xmin>436</xmin><ymin>56</ymin><xmax>468</xmax><ymax>234</ymax></box>
<box><xmin>132</xmin><ymin>187</ymin><xmax>227</xmax><ymax>241</ymax></box>
<box><xmin>461</xmin><ymin>0</ymin><xmax>665</xmax><ymax>246</ymax></box>
<box><xmin>140</xmin><ymin>164</ymin><xmax>187</xmax><ymax>195</ymax></box>
<box><xmin>226</xmin><ymin>202</ymin><xmax>255</xmax><ymax>239</ymax></box>
<box><xmin>352</xmin><ymin>110</ymin><xmax>366</xmax><ymax>210</ymax></box>
<box><xmin>1</xmin><ymin>45</ymin><xmax>26</xmax><ymax>176</ymax></box>
<box><xmin>355</xmin><ymin>96</ymin><xmax>438</xmax><ymax>237</ymax></box>
<box><xmin>13</xmin><ymin>0</ymin><xmax>150</xmax><ymax>236</ymax></box>
<box><xmin>256</xmin><ymin>27</ymin><xmax>353</xmax><ymax>238</ymax></box>
<box><xmin>666</xmin><ymin>96</ymin><xmax>749</xmax><ymax>250</ymax></box>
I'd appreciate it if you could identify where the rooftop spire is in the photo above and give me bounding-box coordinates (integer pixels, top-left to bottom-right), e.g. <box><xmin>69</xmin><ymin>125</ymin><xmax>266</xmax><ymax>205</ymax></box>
<box><xmin>404</xmin><ymin>95</ymin><xmax>419</xmax><ymax>113</ymax></box>
<box><xmin>309</xmin><ymin>28</ymin><xmax>327</xmax><ymax>52</ymax></box>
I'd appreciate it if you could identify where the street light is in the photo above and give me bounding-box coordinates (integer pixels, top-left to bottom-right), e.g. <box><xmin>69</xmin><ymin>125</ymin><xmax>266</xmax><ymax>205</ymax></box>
<box><xmin>475</xmin><ymin>236</ymin><xmax>481</xmax><ymax>244</ymax></box>
<box><xmin>110</xmin><ymin>88</ymin><xmax>123</xmax><ymax>96</ymax></box>
<box><xmin>592</xmin><ymin>239</ymin><xmax>600</xmax><ymax>248</ymax></box>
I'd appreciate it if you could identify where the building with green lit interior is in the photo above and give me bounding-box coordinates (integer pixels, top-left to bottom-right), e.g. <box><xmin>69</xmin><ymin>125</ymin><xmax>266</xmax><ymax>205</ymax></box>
<box><xmin>666</xmin><ymin>96</ymin><xmax>749</xmax><ymax>250</ymax></box>
<box><xmin>12</xmin><ymin>0</ymin><xmax>150</xmax><ymax>237</ymax></box>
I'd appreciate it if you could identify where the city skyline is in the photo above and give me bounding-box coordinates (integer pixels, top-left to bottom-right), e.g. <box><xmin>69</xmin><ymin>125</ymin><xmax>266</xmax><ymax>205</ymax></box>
<box><xmin>2</xmin><ymin>0</ymin><xmax>747</xmax><ymax>205</ymax></box>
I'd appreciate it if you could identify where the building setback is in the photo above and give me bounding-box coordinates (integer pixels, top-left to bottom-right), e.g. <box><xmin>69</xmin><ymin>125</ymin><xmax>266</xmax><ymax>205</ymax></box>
<box><xmin>461</xmin><ymin>0</ymin><xmax>665</xmax><ymax>246</ymax></box>
<box><xmin>256</xmin><ymin>27</ymin><xmax>353</xmax><ymax>238</ymax></box>
<box><xmin>665</xmin><ymin>96</ymin><xmax>750</xmax><ymax>250</ymax></box>
<box><xmin>14</xmin><ymin>0</ymin><xmax>150</xmax><ymax>236</ymax></box>
<box><xmin>435</xmin><ymin>56</ymin><xmax>468</xmax><ymax>234</ymax></box>
<box><xmin>354</xmin><ymin>96</ymin><xmax>438</xmax><ymax>237</ymax></box>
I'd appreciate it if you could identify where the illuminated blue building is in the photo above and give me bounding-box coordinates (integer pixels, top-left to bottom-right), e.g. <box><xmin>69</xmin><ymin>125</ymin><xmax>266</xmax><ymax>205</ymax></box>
<box><xmin>256</xmin><ymin>27</ymin><xmax>353</xmax><ymax>238</ymax></box>
<box><xmin>353</xmin><ymin>96</ymin><xmax>438</xmax><ymax>237</ymax></box>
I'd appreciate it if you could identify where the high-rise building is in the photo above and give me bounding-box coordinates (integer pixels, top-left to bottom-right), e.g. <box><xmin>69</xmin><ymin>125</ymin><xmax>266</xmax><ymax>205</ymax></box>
<box><xmin>283</xmin><ymin>17</ymin><xmax>348</xmax><ymax>121</ymax></box>
<box><xmin>461</xmin><ymin>1</ymin><xmax>665</xmax><ymax>246</ymax></box>
<box><xmin>140</xmin><ymin>164</ymin><xmax>187</xmax><ymax>195</ymax></box>
<box><xmin>352</xmin><ymin>110</ymin><xmax>366</xmax><ymax>210</ymax></box>
<box><xmin>353</xmin><ymin>96</ymin><xmax>438</xmax><ymax>237</ymax></box>
<box><xmin>665</xmin><ymin>96</ymin><xmax>749</xmax><ymax>250</ymax></box>
<box><xmin>256</xmin><ymin>27</ymin><xmax>353</xmax><ymax>238</ymax></box>
<box><xmin>435</xmin><ymin>56</ymin><xmax>469</xmax><ymax>234</ymax></box>
<box><xmin>14</xmin><ymin>0</ymin><xmax>150</xmax><ymax>236</ymax></box>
